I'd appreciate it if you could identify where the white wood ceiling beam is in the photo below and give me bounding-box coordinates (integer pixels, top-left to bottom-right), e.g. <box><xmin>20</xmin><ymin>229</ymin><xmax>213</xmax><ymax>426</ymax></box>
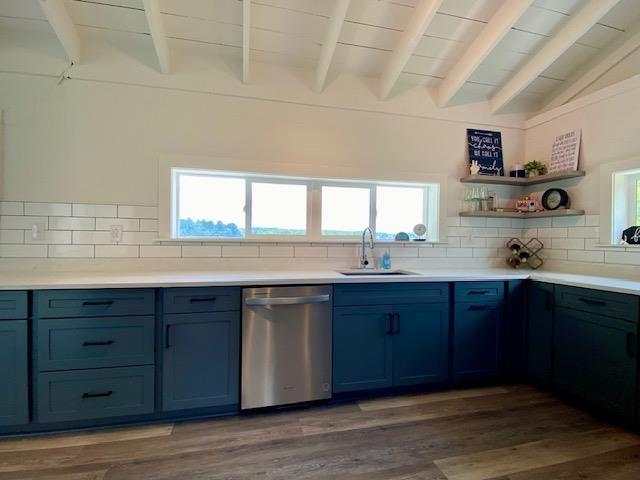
<box><xmin>37</xmin><ymin>0</ymin><xmax>81</xmax><ymax>64</ymax></box>
<box><xmin>489</xmin><ymin>0</ymin><xmax>623</xmax><ymax>113</ymax></box>
<box><xmin>378</xmin><ymin>0</ymin><xmax>443</xmax><ymax>100</ymax></box>
<box><xmin>437</xmin><ymin>0</ymin><xmax>534</xmax><ymax>107</ymax></box>
<box><xmin>543</xmin><ymin>19</ymin><xmax>640</xmax><ymax>111</ymax></box>
<box><xmin>243</xmin><ymin>0</ymin><xmax>251</xmax><ymax>83</ymax></box>
<box><xmin>315</xmin><ymin>0</ymin><xmax>351</xmax><ymax>93</ymax></box>
<box><xmin>142</xmin><ymin>0</ymin><xmax>170</xmax><ymax>74</ymax></box>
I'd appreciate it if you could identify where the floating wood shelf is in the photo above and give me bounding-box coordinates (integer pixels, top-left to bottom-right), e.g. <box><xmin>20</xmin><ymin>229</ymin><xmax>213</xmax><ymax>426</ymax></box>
<box><xmin>459</xmin><ymin>209</ymin><xmax>585</xmax><ymax>219</ymax></box>
<box><xmin>460</xmin><ymin>170</ymin><xmax>585</xmax><ymax>187</ymax></box>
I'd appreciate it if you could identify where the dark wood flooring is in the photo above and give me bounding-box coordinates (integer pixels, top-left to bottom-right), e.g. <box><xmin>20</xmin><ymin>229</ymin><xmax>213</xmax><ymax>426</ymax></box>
<box><xmin>1</xmin><ymin>384</ymin><xmax>639</xmax><ymax>479</ymax></box>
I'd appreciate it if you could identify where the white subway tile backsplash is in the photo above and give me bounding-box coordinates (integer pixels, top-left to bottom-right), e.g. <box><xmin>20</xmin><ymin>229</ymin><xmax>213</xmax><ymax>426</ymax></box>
<box><xmin>446</xmin><ymin>248</ymin><xmax>473</xmax><ymax>258</ymax></box>
<box><xmin>542</xmin><ymin>249</ymin><xmax>568</xmax><ymax>260</ymax></box>
<box><xmin>95</xmin><ymin>245</ymin><xmax>140</xmax><ymax>258</ymax></box>
<box><xmin>388</xmin><ymin>247</ymin><xmax>418</xmax><ymax>258</ymax></box>
<box><xmin>537</xmin><ymin>227</ymin><xmax>568</xmax><ymax>238</ymax></box>
<box><xmin>446</xmin><ymin>217</ymin><xmax>461</xmax><ymax>227</ymax></box>
<box><xmin>447</xmin><ymin>227</ymin><xmax>472</xmax><ymax>238</ymax></box>
<box><xmin>49</xmin><ymin>245</ymin><xmax>94</xmax><ymax>258</ymax></box>
<box><xmin>0</xmin><ymin>216</ymin><xmax>48</xmax><ymax>230</ymax></box>
<box><xmin>25</xmin><ymin>230</ymin><xmax>71</xmax><ymax>245</ymax></box>
<box><xmin>182</xmin><ymin>246</ymin><xmax>222</xmax><ymax>258</ymax></box>
<box><xmin>96</xmin><ymin>218</ymin><xmax>139</xmax><ymax>231</ymax></box>
<box><xmin>258</xmin><ymin>246</ymin><xmax>294</xmax><ymax>258</ymax></box>
<box><xmin>139</xmin><ymin>219</ymin><xmax>159</xmax><ymax>232</ymax></box>
<box><xmin>461</xmin><ymin>217</ymin><xmax>486</xmax><ymax>227</ymax></box>
<box><xmin>568</xmin><ymin>226</ymin><xmax>599</xmax><ymax>238</ymax></box>
<box><xmin>73</xmin><ymin>204</ymin><xmax>117</xmax><ymax>217</ymax></box>
<box><xmin>327</xmin><ymin>246</ymin><xmax>358</xmax><ymax>258</ymax></box>
<box><xmin>0</xmin><ymin>230</ymin><xmax>24</xmax><ymax>244</ymax></box>
<box><xmin>49</xmin><ymin>217</ymin><xmax>95</xmax><ymax>231</ymax></box>
<box><xmin>0</xmin><ymin>244</ymin><xmax>47</xmax><ymax>257</ymax></box>
<box><xmin>118</xmin><ymin>205</ymin><xmax>158</xmax><ymax>219</ymax></box>
<box><xmin>121</xmin><ymin>232</ymin><xmax>158</xmax><ymax>245</ymax></box>
<box><xmin>295</xmin><ymin>246</ymin><xmax>328</xmax><ymax>258</ymax></box>
<box><xmin>472</xmin><ymin>227</ymin><xmax>498</xmax><ymax>238</ymax></box>
<box><xmin>73</xmin><ymin>231</ymin><xmax>113</xmax><ymax>244</ymax></box>
<box><xmin>222</xmin><ymin>246</ymin><xmax>259</xmax><ymax>258</ymax></box>
<box><xmin>139</xmin><ymin>246</ymin><xmax>181</xmax><ymax>258</ymax></box>
<box><xmin>418</xmin><ymin>248</ymin><xmax>447</xmax><ymax>258</ymax></box>
<box><xmin>25</xmin><ymin>202</ymin><xmax>71</xmax><ymax>216</ymax></box>
<box><xmin>527</xmin><ymin>218</ymin><xmax>553</xmax><ymax>228</ymax></box>
<box><xmin>567</xmin><ymin>250</ymin><xmax>604</xmax><ymax>263</ymax></box>
<box><xmin>498</xmin><ymin>228</ymin><xmax>524</xmax><ymax>237</ymax></box>
<box><xmin>486</xmin><ymin>218</ymin><xmax>512</xmax><ymax>228</ymax></box>
<box><xmin>585</xmin><ymin>215</ymin><xmax>600</xmax><ymax>227</ymax></box>
<box><xmin>472</xmin><ymin>248</ymin><xmax>498</xmax><ymax>258</ymax></box>
<box><xmin>551</xmin><ymin>238</ymin><xmax>585</xmax><ymax>250</ymax></box>
<box><xmin>552</xmin><ymin>216</ymin><xmax>585</xmax><ymax>227</ymax></box>
<box><xmin>0</xmin><ymin>201</ymin><xmax>24</xmax><ymax>215</ymax></box>
<box><xmin>605</xmin><ymin>251</ymin><xmax>640</xmax><ymax>265</ymax></box>
<box><xmin>510</xmin><ymin>219</ymin><xmax>525</xmax><ymax>228</ymax></box>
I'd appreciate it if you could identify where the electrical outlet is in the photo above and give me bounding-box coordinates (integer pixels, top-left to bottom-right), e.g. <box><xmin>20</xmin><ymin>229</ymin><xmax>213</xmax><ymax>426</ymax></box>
<box><xmin>31</xmin><ymin>222</ymin><xmax>46</xmax><ymax>241</ymax></box>
<box><xmin>110</xmin><ymin>225</ymin><xmax>123</xmax><ymax>243</ymax></box>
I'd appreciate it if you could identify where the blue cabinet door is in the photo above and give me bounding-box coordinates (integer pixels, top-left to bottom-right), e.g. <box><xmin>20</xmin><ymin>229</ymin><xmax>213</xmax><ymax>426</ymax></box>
<box><xmin>333</xmin><ymin>305</ymin><xmax>393</xmax><ymax>393</ymax></box>
<box><xmin>162</xmin><ymin>312</ymin><xmax>240</xmax><ymax>411</ymax></box>
<box><xmin>393</xmin><ymin>304</ymin><xmax>449</xmax><ymax>387</ymax></box>
<box><xmin>453</xmin><ymin>302</ymin><xmax>503</xmax><ymax>381</ymax></box>
<box><xmin>0</xmin><ymin>320</ymin><xmax>28</xmax><ymax>426</ymax></box>
<box><xmin>554</xmin><ymin>306</ymin><xmax>637</xmax><ymax>420</ymax></box>
<box><xmin>527</xmin><ymin>282</ymin><xmax>554</xmax><ymax>383</ymax></box>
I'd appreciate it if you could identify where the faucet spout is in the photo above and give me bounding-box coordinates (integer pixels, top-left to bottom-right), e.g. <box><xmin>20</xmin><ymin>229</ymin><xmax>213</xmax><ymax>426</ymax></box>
<box><xmin>360</xmin><ymin>227</ymin><xmax>375</xmax><ymax>268</ymax></box>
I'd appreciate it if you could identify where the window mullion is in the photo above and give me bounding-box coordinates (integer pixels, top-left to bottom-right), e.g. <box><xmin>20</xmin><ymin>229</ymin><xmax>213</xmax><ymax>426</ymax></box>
<box><xmin>245</xmin><ymin>179</ymin><xmax>252</xmax><ymax>239</ymax></box>
<box><xmin>309</xmin><ymin>182</ymin><xmax>320</xmax><ymax>241</ymax></box>
<box><xmin>370</xmin><ymin>185</ymin><xmax>377</xmax><ymax>235</ymax></box>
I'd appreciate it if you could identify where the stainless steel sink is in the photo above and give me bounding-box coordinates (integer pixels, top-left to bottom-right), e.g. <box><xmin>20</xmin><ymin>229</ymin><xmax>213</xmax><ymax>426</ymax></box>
<box><xmin>337</xmin><ymin>269</ymin><xmax>416</xmax><ymax>276</ymax></box>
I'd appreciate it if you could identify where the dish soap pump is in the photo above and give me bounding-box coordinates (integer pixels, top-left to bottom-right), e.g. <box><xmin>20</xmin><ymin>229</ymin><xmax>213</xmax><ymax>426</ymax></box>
<box><xmin>381</xmin><ymin>249</ymin><xmax>392</xmax><ymax>270</ymax></box>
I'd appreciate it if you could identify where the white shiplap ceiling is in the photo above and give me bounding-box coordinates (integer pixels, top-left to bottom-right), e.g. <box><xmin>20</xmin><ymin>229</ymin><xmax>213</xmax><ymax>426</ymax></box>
<box><xmin>1</xmin><ymin>0</ymin><xmax>640</xmax><ymax>113</ymax></box>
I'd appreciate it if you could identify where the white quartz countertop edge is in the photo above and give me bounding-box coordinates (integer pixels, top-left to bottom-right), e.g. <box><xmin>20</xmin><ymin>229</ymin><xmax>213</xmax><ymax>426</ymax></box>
<box><xmin>0</xmin><ymin>269</ymin><xmax>638</xmax><ymax>295</ymax></box>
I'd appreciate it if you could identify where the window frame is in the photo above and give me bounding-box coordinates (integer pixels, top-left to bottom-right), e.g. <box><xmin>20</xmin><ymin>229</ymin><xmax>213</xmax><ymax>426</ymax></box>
<box><xmin>169</xmin><ymin>167</ymin><xmax>438</xmax><ymax>243</ymax></box>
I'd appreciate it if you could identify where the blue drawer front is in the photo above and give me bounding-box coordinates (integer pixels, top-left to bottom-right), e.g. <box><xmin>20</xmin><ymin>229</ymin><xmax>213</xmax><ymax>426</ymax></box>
<box><xmin>334</xmin><ymin>283</ymin><xmax>449</xmax><ymax>307</ymax></box>
<box><xmin>0</xmin><ymin>291</ymin><xmax>28</xmax><ymax>320</ymax></box>
<box><xmin>36</xmin><ymin>289</ymin><xmax>155</xmax><ymax>318</ymax></box>
<box><xmin>38</xmin><ymin>316</ymin><xmax>155</xmax><ymax>371</ymax></box>
<box><xmin>555</xmin><ymin>285</ymin><xmax>639</xmax><ymax>322</ymax></box>
<box><xmin>454</xmin><ymin>282</ymin><xmax>504</xmax><ymax>303</ymax></box>
<box><xmin>37</xmin><ymin>366</ymin><xmax>155</xmax><ymax>423</ymax></box>
<box><xmin>163</xmin><ymin>287</ymin><xmax>240</xmax><ymax>314</ymax></box>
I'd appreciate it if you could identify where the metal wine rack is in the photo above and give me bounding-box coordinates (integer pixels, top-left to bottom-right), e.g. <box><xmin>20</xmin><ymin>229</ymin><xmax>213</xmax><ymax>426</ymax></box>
<box><xmin>506</xmin><ymin>237</ymin><xmax>544</xmax><ymax>270</ymax></box>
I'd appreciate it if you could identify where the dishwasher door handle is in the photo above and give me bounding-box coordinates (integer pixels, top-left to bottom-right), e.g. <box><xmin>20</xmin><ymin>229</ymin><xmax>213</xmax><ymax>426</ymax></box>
<box><xmin>245</xmin><ymin>294</ymin><xmax>330</xmax><ymax>306</ymax></box>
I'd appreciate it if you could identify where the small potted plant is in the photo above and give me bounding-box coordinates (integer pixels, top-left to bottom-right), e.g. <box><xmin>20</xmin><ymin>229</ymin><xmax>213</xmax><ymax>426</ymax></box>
<box><xmin>524</xmin><ymin>160</ymin><xmax>547</xmax><ymax>178</ymax></box>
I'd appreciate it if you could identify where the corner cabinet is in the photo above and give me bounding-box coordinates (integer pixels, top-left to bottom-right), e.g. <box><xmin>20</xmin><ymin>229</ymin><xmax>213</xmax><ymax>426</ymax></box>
<box><xmin>161</xmin><ymin>288</ymin><xmax>240</xmax><ymax>412</ymax></box>
<box><xmin>333</xmin><ymin>283</ymin><xmax>449</xmax><ymax>394</ymax></box>
<box><xmin>526</xmin><ymin>282</ymin><xmax>554</xmax><ymax>383</ymax></box>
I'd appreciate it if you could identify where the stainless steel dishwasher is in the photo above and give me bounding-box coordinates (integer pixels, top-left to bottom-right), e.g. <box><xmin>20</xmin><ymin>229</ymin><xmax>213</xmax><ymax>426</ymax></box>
<box><xmin>241</xmin><ymin>285</ymin><xmax>332</xmax><ymax>410</ymax></box>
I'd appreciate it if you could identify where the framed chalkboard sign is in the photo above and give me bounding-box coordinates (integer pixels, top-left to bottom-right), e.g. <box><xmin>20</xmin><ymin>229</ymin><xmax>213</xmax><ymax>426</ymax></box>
<box><xmin>467</xmin><ymin>129</ymin><xmax>504</xmax><ymax>176</ymax></box>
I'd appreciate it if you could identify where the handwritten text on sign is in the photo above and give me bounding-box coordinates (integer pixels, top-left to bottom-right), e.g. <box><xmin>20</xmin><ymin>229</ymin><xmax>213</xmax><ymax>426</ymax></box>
<box><xmin>549</xmin><ymin>129</ymin><xmax>581</xmax><ymax>173</ymax></box>
<box><xmin>467</xmin><ymin>129</ymin><xmax>504</xmax><ymax>176</ymax></box>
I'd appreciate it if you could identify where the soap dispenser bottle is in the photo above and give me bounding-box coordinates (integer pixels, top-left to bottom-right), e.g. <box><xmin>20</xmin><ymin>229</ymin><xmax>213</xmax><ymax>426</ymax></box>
<box><xmin>381</xmin><ymin>249</ymin><xmax>392</xmax><ymax>270</ymax></box>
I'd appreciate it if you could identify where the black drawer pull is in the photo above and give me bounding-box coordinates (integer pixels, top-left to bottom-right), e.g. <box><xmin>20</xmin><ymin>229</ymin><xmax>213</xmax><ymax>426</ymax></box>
<box><xmin>627</xmin><ymin>333</ymin><xmax>635</xmax><ymax>358</ymax></box>
<box><xmin>82</xmin><ymin>340</ymin><xmax>114</xmax><ymax>347</ymax></box>
<box><xmin>82</xmin><ymin>300</ymin><xmax>114</xmax><ymax>307</ymax></box>
<box><xmin>385</xmin><ymin>313</ymin><xmax>393</xmax><ymax>335</ymax></box>
<box><xmin>166</xmin><ymin>324</ymin><xmax>171</xmax><ymax>349</ymax></box>
<box><xmin>189</xmin><ymin>297</ymin><xmax>217</xmax><ymax>303</ymax></box>
<box><xmin>394</xmin><ymin>313</ymin><xmax>401</xmax><ymax>335</ymax></box>
<box><xmin>578</xmin><ymin>297</ymin><xmax>606</xmax><ymax>306</ymax></box>
<box><xmin>82</xmin><ymin>390</ymin><xmax>113</xmax><ymax>399</ymax></box>
<box><xmin>468</xmin><ymin>305</ymin><xmax>493</xmax><ymax>311</ymax></box>
<box><xmin>467</xmin><ymin>290</ymin><xmax>491</xmax><ymax>295</ymax></box>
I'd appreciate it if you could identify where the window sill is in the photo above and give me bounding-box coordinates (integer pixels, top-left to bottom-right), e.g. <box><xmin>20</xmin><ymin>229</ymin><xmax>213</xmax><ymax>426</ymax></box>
<box><xmin>592</xmin><ymin>243</ymin><xmax>640</xmax><ymax>249</ymax></box>
<box><xmin>155</xmin><ymin>237</ymin><xmax>443</xmax><ymax>245</ymax></box>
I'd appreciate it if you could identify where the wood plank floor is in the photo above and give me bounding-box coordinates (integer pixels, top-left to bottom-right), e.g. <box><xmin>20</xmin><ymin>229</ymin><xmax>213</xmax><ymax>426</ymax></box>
<box><xmin>1</xmin><ymin>384</ymin><xmax>639</xmax><ymax>479</ymax></box>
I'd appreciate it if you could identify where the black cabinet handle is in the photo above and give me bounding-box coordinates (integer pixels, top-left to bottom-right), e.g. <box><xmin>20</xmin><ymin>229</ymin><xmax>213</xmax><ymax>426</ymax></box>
<box><xmin>82</xmin><ymin>300</ymin><xmax>114</xmax><ymax>307</ymax></box>
<box><xmin>467</xmin><ymin>290</ymin><xmax>491</xmax><ymax>295</ymax></box>
<box><xmin>627</xmin><ymin>333</ymin><xmax>635</xmax><ymax>358</ymax></box>
<box><xmin>578</xmin><ymin>297</ymin><xmax>606</xmax><ymax>306</ymax></box>
<box><xmin>165</xmin><ymin>324</ymin><xmax>171</xmax><ymax>349</ymax></box>
<box><xmin>82</xmin><ymin>340</ymin><xmax>114</xmax><ymax>347</ymax></box>
<box><xmin>189</xmin><ymin>297</ymin><xmax>217</xmax><ymax>303</ymax></box>
<box><xmin>468</xmin><ymin>305</ymin><xmax>493</xmax><ymax>311</ymax></box>
<box><xmin>385</xmin><ymin>313</ymin><xmax>393</xmax><ymax>335</ymax></box>
<box><xmin>82</xmin><ymin>390</ymin><xmax>113</xmax><ymax>399</ymax></box>
<box><xmin>544</xmin><ymin>291</ymin><xmax>553</xmax><ymax>311</ymax></box>
<box><xmin>394</xmin><ymin>313</ymin><xmax>401</xmax><ymax>335</ymax></box>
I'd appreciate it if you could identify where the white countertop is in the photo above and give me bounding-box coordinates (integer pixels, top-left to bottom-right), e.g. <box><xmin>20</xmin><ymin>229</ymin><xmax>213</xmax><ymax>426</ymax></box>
<box><xmin>0</xmin><ymin>268</ymin><xmax>638</xmax><ymax>295</ymax></box>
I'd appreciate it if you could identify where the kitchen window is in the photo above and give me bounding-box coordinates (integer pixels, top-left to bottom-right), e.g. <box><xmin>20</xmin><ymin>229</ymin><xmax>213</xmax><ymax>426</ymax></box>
<box><xmin>611</xmin><ymin>168</ymin><xmax>640</xmax><ymax>243</ymax></box>
<box><xmin>169</xmin><ymin>168</ymin><xmax>439</xmax><ymax>242</ymax></box>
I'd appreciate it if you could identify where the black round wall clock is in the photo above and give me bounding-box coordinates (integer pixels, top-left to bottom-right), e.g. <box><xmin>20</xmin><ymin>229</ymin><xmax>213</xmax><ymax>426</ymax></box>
<box><xmin>541</xmin><ymin>188</ymin><xmax>569</xmax><ymax>210</ymax></box>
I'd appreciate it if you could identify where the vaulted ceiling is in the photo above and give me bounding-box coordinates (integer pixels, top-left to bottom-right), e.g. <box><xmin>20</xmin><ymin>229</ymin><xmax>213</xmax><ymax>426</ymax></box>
<box><xmin>2</xmin><ymin>0</ymin><xmax>640</xmax><ymax>114</ymax></box>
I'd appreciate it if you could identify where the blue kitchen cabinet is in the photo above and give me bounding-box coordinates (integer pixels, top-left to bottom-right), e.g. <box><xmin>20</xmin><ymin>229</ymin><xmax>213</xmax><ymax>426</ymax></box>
<box><xmin>333</xmin><ymin>305</ymin><xmax>394</xmax><ymax>393</ymax></box>
<box><xmin>554</xmin><ymin>306</ymin><xmax>637</xmax><ymax>420</ymax></box>
<box><xmin>393</xmin><ymin>304</ymin><xmax>449</xmax><ymax>387</ymax></box>
<box><xmin>527</xmin><ymin>282</ymin><xmax>554</xmax><ymax>383</ymax></box>
<box><xmin>162</xmin><ymin>311</ymin><xmax>240</xmax><ymax>411</ymax></box>
<box><xmin>0</xmin><ymin>319</ymin><xmax>29</xmax><ymax>426</ymax></box>
<box><xmin>453</xmin><ymin>302</ymin><xmax>503</xmax><ymax>381</ymax></box>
